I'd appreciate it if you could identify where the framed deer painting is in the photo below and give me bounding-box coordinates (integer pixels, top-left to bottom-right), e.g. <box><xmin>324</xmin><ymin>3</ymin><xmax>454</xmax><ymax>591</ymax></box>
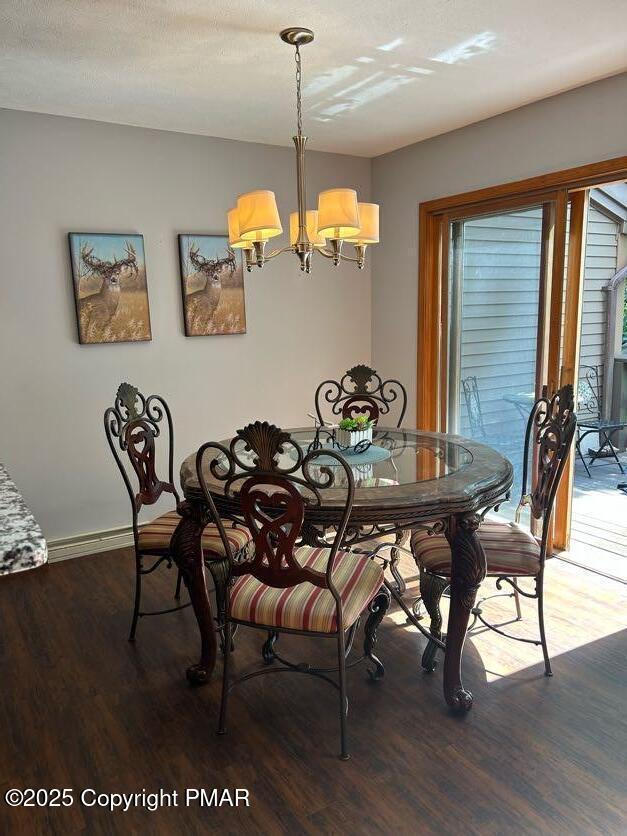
<box><xmin>178</xmin><ymin>234</ymin><xmax>246</xmax><ymax>336</ymax></box>
<box><xmin>69</xmin><ymin>233</ymin><xmax>152</xmax><ymax>344</ymax></box>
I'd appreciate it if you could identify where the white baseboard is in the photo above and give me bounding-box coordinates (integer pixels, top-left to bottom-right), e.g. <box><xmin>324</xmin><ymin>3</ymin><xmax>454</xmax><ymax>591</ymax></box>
<box><xmin>47</xmin><ymin>525</ymin><xmax>135</xmax><ymax>563</ymax></box>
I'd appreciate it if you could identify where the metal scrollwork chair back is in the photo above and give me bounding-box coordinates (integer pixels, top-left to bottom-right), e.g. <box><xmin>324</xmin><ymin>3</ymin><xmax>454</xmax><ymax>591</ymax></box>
<box><xmin>104</xmin><ymin>382</ymin><xmax>183</xmax><ymax>640</ymax></box>
<box><xmin>576</xmin><ymin>364</ymin><xmax>601</xmax><ymax>419</ymax></box>
<box><xmin>105</xmin><ymin>382</ymin><xmax>179</xmax><ymax>524</ymax></box>
<box><xmin>517</xmin><ymin>384</ymin><xmax>577</xmax><ymax>559</ymax></box>
<box><xmin>314</xmin><ymin>364</ymin><xmax>407</xmax><ymax>428</ymax></box>
<box><xmin>196</xmin><ymin>421</ymin><xmax>355</xmax><ymax>592</ymax></box>
<box><xmin>196</xmin><ymin>420</ymin><xmax>388</xmax><ymax>760</ymax></box>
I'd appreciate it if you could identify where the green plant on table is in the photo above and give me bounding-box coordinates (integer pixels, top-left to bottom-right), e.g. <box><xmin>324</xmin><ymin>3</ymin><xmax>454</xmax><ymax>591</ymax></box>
<box><xmin>338</xmin><ymin>416</ymin><xmax>375</xmax><ymax>431</ymax></box>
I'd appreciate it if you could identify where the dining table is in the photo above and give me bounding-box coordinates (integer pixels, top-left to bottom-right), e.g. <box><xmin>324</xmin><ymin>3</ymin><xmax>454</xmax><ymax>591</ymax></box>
<box><xmin>171</xmin><ymin>426</ymin><xmax>513</xmax><ymax>712</ymax></box>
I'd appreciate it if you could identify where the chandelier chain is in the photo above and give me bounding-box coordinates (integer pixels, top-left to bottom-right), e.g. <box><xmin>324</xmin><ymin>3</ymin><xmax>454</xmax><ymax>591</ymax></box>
<box><xmin>295</xmin><ymin>45</ymin><xmax>303</xmax><ymax>137</ymax></box>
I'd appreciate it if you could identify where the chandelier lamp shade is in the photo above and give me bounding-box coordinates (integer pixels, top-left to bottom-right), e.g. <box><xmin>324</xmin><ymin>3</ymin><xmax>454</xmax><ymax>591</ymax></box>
<box><xmin>227</xmin><ymin>27</ymin><xmax>379</xmax><ymax>274</ymax></box>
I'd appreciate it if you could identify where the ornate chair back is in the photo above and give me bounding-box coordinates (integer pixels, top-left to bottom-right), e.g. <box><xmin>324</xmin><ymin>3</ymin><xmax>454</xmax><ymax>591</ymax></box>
<box><xmin>461</xmin><ymin>375</ymin><xmax>486</xmax><ymax>439</ymax></box>
<box><xmin>517</xmin><ymin>385</ymin><xmax>576</xmax><ymax>559</ymax></box>
<box><xmin>576</xmin><ymin>364</ymin><xmax>602</xmax><ymax>420</ymax></box>
<box><xmin>104</xmin><ymin>382</ymin><xmax>179</xmax><ymax>546</ymax></box>
<box><xmin>196</xmin><ymin>421</ymin><xmax>355</xmax><ymax>608</ymax></box>
<box><xmin>314</xmin><ymin>364</ymin><xmax>407</xmax><ymax>428</ymax></box>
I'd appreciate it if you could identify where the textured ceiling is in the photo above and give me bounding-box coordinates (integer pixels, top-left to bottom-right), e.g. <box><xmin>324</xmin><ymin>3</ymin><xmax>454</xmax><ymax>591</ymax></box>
<box><xmin>1</xmin><ymin>0</ymin><xmax>626</xmax><ymax>156</ymax></box>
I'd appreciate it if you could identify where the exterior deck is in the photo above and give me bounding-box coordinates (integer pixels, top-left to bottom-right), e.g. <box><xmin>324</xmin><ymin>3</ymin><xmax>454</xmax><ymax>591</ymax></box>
<box><xmin>564</xmin><ymin>451</ymin><xmax>627</xmax><ymax>582</ymax></box>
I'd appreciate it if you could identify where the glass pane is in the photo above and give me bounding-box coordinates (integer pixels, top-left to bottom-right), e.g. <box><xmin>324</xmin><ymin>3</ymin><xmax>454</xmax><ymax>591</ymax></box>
<box><xmin>214</xmin><ymin>428</ymin><xmax>475</xmax><ymax>487</ymax></box>
<box><xmin>447</xmin><ymin>206</ymin><xmax>547</xmax><ymax>515</ymax></box>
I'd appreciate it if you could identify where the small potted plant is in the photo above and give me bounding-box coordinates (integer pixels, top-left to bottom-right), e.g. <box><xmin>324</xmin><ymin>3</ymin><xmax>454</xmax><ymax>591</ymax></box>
<box><xmin>336</xmin><ymin>415</ymin><xmax>375</xmax><ymax>450</ymax></box>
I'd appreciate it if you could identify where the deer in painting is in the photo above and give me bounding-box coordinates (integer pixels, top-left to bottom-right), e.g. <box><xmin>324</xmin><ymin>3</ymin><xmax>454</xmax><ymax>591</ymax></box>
<box><xmin>78</xmin><ymin>241</ymin><xmax>138</xmax><ymax>341</ymax></box>
<box><xmin>185</xmin><ymin>244</ymin><xmax>237</xmax><ymax>331</ymax></box>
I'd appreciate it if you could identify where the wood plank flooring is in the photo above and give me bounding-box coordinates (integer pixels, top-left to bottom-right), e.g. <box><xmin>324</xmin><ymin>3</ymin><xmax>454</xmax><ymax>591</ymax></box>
<box><xmin>0</xmin><ymin>548</ymin><xmax>625</xmax><ymax>835</ymax></box>
<box><xmin>569</xmin><ymin>451</ymin><xmax>627</xmax><ymax>581</ymax></box>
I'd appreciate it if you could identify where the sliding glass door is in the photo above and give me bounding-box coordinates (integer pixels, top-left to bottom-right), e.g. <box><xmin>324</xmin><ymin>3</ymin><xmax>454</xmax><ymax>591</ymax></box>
<box><xmin>446</xmin><ymin>205</ymin><xmax>551</xmax><ymax>508</ymax></box>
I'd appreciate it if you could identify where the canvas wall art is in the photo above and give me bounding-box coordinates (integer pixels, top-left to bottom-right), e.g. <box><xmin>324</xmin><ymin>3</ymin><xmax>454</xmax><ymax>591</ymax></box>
<box><xmin>69</xmin><ymin>233</ymin><xmax>151</xmax><ymax>344</ymax></box>
<box><xmin>178</xmin><ymin>235</ymin><xmax>246</xmax><ymax>336</ymax></box>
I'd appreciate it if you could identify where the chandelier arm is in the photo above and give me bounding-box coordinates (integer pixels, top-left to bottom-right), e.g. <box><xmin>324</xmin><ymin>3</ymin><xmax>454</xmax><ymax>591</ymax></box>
<box><xmin>317</xmin><ymin>245</ymin><xmax>367</xmax><ymax>270</ymax></box>
<box><xmin>265</xmin><ymin>245</ymin><xmax>297</xmax><ymax>261</ymax></box>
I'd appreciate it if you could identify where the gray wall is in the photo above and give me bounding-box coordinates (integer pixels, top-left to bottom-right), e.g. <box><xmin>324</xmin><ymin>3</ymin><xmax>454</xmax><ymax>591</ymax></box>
<box><xmin>371</xmin><ymin>72</ymin><xmax>627</xmax><ymax>423</ymax></box>
<box><xmin>0</xmin><ymin>110</ymin><xmax>372</xmax><ymax>541</ymax></box>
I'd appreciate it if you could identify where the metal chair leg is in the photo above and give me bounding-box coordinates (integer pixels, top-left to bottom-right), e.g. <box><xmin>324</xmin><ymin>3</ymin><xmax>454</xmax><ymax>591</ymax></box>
<box><xmin>174</xmin><ymin>568</ymin><xmax>183</xmax><ymax>600</ymax></box>
<box><xmin>128</xmin><ymin>555</ymin><xmax>142</xmax><ymax>642</ymax></box>
<box><xmin>513</xmin><ymin>587</ymin><xmax>522</xmax><ymax>621</ymax></box>
<box><xmin>207</xmin><ymin>558</ymin><xmax>234</xmax><ymax>655</ymax></box>
<box><xmin>600</xmin><ymin>429</ymin><xmax>625</xmax><ymax>474</ymax></box>
<box><xmin>576</xmin><ymin>434</ymin><xmax>592</xmax><ymax>477</ymax></box>
<box><xmin>336</xmin><ymin>629</ymin><xmax>350</xmax><ymax>761</ymax></box>
<box><xmin>419</xmin><ymin>568</ymin><xmax>448</xmax><ymax>672</ymax></box>
<box><xmin>389</xmin><ymin>530</ymin><xmax>408</xmax><ymax>594</ymax></box>
<box><xmin>363</xmin><ymin>587</ymin><xmax>390</xmax><ymax>680</ymax></box>
<box><xmin>536</xmin><ymin>576</ymin><xmax>552</xmax><ymax>677</ymax></box>
<box><xmin>262</xmin><ymin>630</ymin><xmax>279</xmax><ymax>664</ymax></box>
<box><xmin>218</xmin><ymin>621</ymin><xmax>232</xmax><ymax>734</ymax></box>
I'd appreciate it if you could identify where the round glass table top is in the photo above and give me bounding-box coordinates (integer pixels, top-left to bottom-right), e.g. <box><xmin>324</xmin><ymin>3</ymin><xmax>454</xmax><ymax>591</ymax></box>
<box><xmin>278</xmin><ymin>427</ymin><xmax>473</xmax><ymax>486</ymax></box>
<box><xmin>181</xmin><ymin>427</ymin><xmax>513</xmax><ymax>523</ymax></box>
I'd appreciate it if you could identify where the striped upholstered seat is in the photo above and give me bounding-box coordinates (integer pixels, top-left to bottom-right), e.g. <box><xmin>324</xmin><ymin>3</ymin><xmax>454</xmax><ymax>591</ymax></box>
<box><xmin>138</xmin><ymin>510</ymin><xmax>252</xmax><ymax>558</ymax></box>
<box><xmin>412</xmin><ymin>519</ymin><xmax>541</xmax><ymax>577</ymax></box>
<box><xmin>230</xmin><ymin>545</ymin><xmax>384</xmax><ymax>634</ymax></box>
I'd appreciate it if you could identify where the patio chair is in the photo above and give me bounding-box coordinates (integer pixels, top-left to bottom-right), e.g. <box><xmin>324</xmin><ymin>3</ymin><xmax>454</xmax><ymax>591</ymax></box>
<box><xmin>411</xmin><ymin>385</ymin><xmax>576</xmax><ymax>677</ymax></box>
<box><xmin>196</xmin><ymin>421</ymin><xmax>388</xmax><ymax>760</ymax></box>
<box><xmin>460</xmin><ymin>376</ymin><xmax>526</xmax><ymax>495</ymax></box>
<box><xmin>461</xmin><ymin>375</ymin><xmax>487</xmax><ymax>438</ymax></box>
<box><xmin>104</xmin><ymin>382</ymin><xmax>252</xmax><ymax>641</ymax></box>
<box><xmin>576</xmin><ymin>364</ymin><xmax>626</xmax><ymax>477</ymax></box>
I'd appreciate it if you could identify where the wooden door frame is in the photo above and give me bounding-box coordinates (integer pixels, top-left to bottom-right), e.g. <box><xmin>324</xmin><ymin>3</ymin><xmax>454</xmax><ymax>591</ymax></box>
<box><xmin>417</xmin><ymin>155</ymin><xmax>627</xmax><ymax>548</ymax></box>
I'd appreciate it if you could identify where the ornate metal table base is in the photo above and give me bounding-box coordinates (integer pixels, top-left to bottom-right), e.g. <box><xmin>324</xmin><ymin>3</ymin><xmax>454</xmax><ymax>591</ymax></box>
<box><xmin>396</xmin><ymin>513</ymin><xmax>488</xmax><ymax>712</ymax></box>
<box><xmin>170</xmin><ymin>500</ymin><xmax>228</xmax><ymax>686</ymax></box>
<box><xmin>443</xmin><ymin>514</ymin><xmax>486</xmax><ymax>711</ymax></box>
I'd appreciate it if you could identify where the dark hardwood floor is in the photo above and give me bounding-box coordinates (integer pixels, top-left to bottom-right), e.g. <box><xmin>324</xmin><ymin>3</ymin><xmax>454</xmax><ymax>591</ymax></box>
<box><xmin>1</xmin><ymin>547</ymin><xmax>625</xmax><ymax>835</ymax></box>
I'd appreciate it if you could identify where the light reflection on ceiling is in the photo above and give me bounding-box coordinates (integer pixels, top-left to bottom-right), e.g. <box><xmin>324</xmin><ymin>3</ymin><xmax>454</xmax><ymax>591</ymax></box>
<box><xmin>432</xmin><ymin>31</ymin><xmax>497</xmax><ymax>64</ymax></box>
<box><xmin>306</xmin><ymin>31</ymin><xmax>497</xmax><ymax>127</ymax></box>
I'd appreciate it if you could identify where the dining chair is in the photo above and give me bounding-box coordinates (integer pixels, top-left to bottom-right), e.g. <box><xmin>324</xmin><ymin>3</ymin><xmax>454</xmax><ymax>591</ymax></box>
<box><xmin>104</xmin><ymin>382</ymin><xmax>252</xmax><ymax>641</ymax></box>
<box><xmin>195</xmin><ymin>421</ymin><xmax>389</xmax><ymax>760</ymax></box>
<box><xmin>314</xmin><ymin>363</ymin><xmax>410</xmax><ymax>592</ymax></box>
<box><xmin>576</xmin><ymin>364</ymin><xmax>626</xmax><ymax>476</ymax></box>
<box><xmin>411</xmin><ymin>385</ymin><xmax>576</xmax><ymax>676</ymax></box>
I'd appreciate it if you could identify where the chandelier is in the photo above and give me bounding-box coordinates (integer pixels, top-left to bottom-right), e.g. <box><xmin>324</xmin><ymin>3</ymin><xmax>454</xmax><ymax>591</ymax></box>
<box><xmin>227</xmin><ymin>27</ymin><xmax>379</xmax><ymax>274</ymax></box>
